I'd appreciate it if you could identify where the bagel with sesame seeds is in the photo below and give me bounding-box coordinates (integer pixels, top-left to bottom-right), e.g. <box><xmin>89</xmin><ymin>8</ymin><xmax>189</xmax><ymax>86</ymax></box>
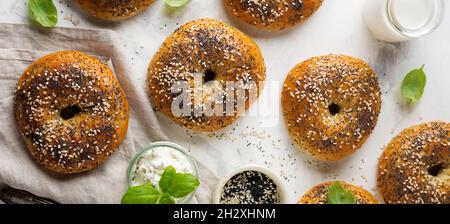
<box><xmin>15</xmin><ymin>51</ymin><xmax>129</xmax><ymax>175</ymax></box>
<box><xmin>223</xmin><ymin>0</ymin><xmax>323</xmax><ymax>31</ymax></box>
<box><xmin>147</xmin><ymin>18</ymin><xmax>266</xmax><ymax>132</ymax></box>
<box><xmin>299</xmin><ymin>181</ymin><xmax>379</xmax><ymax>204</ymax></box>
<box><xmin>378</xmin><ymin>122</ymin><xmax>449</xmax><ymax>204</ymax></box>
<box><xmin>75</xmin><ymin>0</ymin><xmax>155</xmax><ymax>20</ymax></box>
<box><xmin>282</xmin><ymin>55</ymin><xmax>381</xmax><ymax>161</ymax></box>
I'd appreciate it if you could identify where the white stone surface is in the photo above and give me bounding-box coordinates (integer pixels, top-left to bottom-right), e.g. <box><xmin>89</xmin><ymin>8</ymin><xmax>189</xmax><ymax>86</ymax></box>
<box><xmin>0</xmin><ymin>0</ymin><xmax>449</xmax><ymax>203</ymax></box>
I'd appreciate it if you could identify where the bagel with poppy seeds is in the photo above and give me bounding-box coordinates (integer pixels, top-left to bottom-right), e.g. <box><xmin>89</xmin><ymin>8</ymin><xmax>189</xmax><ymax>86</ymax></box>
<box><xmin>223</xmin><ymin>0</ymin><xmax>323</xmax><ymax>31</ymax></box>
<box><xmin>147</xmin><ymin>18</ymin><xmax>266</xmax><ymax>132</ymax></box>
<box><xmin>15</xmin><ymin>51</ymin><xmax>129</xmax><ymax>175</ymax></box>
<box><xmin>282</xmin><ymin>55</ymin><xmax>381</xmax><ymax>161</ymax></box>
<box><xmin>299</xmin><ymin>181</ymin><xmax>379</xmax><ymax>204</ymax></box>
<box><xmin>378</xmin><ymin>122</ymin><xmax>449</xmax><ymax>204</ymax></box>
<box><xmin>75</xmin><ymin>0</ymin><xmax>155</xmax><ymax>20</ymax></box>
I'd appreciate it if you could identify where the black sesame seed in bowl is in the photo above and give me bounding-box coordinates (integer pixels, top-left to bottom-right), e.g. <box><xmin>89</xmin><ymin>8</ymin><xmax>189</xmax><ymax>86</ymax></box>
<box><xmin>212</xmin><ymin>165</ymin><xmax>288</xmax><ymax>204</ymax></box>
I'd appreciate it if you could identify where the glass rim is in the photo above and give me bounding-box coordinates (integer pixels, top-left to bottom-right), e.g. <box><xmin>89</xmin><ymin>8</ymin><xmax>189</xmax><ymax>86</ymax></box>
<box><xmin>126</xmin><ymin>141</ymin><xmax>199</xmax><ymax>204</ymax></box>
<box><xmin>387</xmin><ymin>0</ymin><xmax>446</xmax><ymax>38</ymax></box>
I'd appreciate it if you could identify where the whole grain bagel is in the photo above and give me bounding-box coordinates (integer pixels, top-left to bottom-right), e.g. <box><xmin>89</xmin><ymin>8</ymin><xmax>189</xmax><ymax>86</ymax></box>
<box><xmin>147</xmin><ymin>18</ymin><xmax>266</xmax><ymax>132</ymax></box>
<box><xmin>282</xmin><ymin>55</ymin><xmax>381</xmax><ymax>161</ymax></box>
<box><xmin>75</xmin><ymin>0</ymin><xmax>155</xmax><ymax>20</ymax></box>
<box><xmin>15</xmin><ymin>51</ymin><xmax>129</xmax><ymax>175</ymax></box>
<box><xmin>223</xmin><ymin>0</ymin><xmax>323</xmax><ymax>31</ymax></box>
<box><xmin>378</xmin><ymin>122</ymin><xmax>449</xmax><ymax>204</ymax></box>
<box><xmin>299</xmin><ymin>181</ymin><xmax>379</xmax><ymax>204</ymax></box>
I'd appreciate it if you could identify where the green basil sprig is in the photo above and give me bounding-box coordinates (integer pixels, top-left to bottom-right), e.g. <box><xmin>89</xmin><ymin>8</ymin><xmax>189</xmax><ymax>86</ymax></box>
<box><xmin>28</xmin><ymin>0</ymin><xmax>58</xmax><ymax>28</ymax></box>
<box><xmin>327</xmin><ymin>182</ymin><xmax>356</xmax><ymax>204</ymax></box>
<box><xmin>165</xmin><ymin>0</ymin><xmax>192</xmax><ymax>7</ymax></box>
<box><xmin>121</xmin><ymin>166</ymin><xmax>199</xmax><ymax>204</ymax></box>
<box><xmin>401</xmin><ymin>65</ymin><xmax>427</xmax><ymax>103</ymax></box>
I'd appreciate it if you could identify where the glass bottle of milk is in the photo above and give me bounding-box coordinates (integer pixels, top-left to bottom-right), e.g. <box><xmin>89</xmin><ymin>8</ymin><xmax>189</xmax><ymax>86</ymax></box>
<box><xmin>364</xmin><ymin>0</ymin><xmax>445</xmax><ymax>42</ymax></box>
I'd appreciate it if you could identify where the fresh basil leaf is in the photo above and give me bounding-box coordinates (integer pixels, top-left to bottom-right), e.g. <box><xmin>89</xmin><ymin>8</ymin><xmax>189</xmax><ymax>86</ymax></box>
<box><xmin>158</xmin><ymin>193</ymin><xmax>176</xmax><ymax>204</ymax></box>
<box><xmin>165</xmin><ymin>0</ymin><xmax>191</xmax><ymax>8</ymax></box>
<box><xmin>401</xmin><ymin>65</ymin><xmax>427</xmax><ymax>103</ymax></box>
<box><xmin>28</xmin><ymin>0</ymin><xmax>58</xmax><ymax>28</ymax></box>
<box><xmin>167</xmin><ymin>173</ymin><xmax>200</xmax><ymax>198</ymax></box>
<box><xmin>121</xmin><ymin>184</ymin><xmax>161</xmax><ymax>204</ymax></box>
<box><xmin>122</xmin><ymin>166</ymin><xmax>199</xmax><ymax>204</ymax></box>
<box><xmin>159</xmin><ymin>166</ymin><xmax>176</xmax><ymax>193</ymax></box>
<box><xmin>327</xmin><ymin>182</ymin><xmax>356</xmax><ymax>204</ymax></box>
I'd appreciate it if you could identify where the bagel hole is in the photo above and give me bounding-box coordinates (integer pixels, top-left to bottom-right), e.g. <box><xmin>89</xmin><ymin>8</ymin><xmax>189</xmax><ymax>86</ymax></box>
<box><xmin>428</xmin><ymin>163</ymin><xmax>445</xmax><ymax>176</ymax></box>
<box><xmin>30</xmin><ymin>133</ymin><xmax>40</xmax><ymax>142</ymax></box>
<box><xmin>328</xmin><ymin>103</ymin><xmax>340</xmax><ymax>115</ymax></box>
<box><xmin>60</xmin><ymin>105</ymin><xmax>81</xmax><ymax>120</ymax></box>
<box><xmin>204</xmin><ymin>69</ymin><xmax>216</xmax><ymax>84</ymax></box>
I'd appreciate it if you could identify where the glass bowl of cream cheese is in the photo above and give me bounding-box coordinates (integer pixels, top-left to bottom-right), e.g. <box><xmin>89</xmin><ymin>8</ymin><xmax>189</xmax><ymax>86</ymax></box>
<box><xmin>127</xmin><ymin>141</ymin><xmax>199</xmax><ymax>204</ymax></box>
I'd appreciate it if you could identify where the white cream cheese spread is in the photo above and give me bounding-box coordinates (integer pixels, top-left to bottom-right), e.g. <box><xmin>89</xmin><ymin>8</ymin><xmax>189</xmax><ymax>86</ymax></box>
<box><xmin>130</xmin><ymin>146</ymin><xmax>194</xmax><ymax>188</ymax></box>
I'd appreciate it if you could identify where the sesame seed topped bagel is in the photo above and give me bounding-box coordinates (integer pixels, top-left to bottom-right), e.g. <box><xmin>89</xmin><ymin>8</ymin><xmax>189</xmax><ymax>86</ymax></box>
<box><xmin>282</xmin><ymin>55</ymin><xmax>381</xmax><ymax>161</ymax></box>
<box><xmin>75</xmin><ymin>0</ymin><xmax>155</xmax><ymax>20</ymax></box>
<box><xmin>299</xmin><ymin>181</ymin><xmax>379</xmax><ymax>204</ymax></box>
<box><xmin>378</xmin><ymin>122</ymin><xmax>449</xmax><ymax>204</ymax></box>
<box><xmin>147</xmin><ymin>18</ymin><xmax>266</xmax><ymax>132</ymax></box>
<box><xmin>223</xmin><ymin>0</ymin><xmax>323</xmax><ymax>31</ymax></box>
<box><xmin>15</xmin><ymin>51</ymin><xmax>129</xmax><ymax>175</ymax></box>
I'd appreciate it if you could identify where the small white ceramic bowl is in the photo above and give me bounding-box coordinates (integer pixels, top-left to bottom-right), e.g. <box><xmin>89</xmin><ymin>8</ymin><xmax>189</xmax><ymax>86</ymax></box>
<box><xmin>212</xmin><ymin>164</ymin><xmax>289</xmax><ymax>204</ymax></box>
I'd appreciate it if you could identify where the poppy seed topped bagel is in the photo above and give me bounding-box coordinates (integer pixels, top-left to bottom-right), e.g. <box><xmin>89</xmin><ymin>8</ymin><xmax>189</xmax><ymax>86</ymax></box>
<box><xmin>223</xmin><ymin>0</ymin><xmax>323</xmax><ymax>31</ymax></box>
<box><xmin>147</xmin><ymin>18</ymin><xmax>266</xmax><ymax>132</ymax></box>
<box><xmin>299</xmin><ymin>181</ymin><xmax>379</xmax><ymax>204</ymax></box>
<box><xmin>378</xmin><ymin>122</ymin><xmax>449</xmax><ymax>204</ymax></box>
<box><xmin>75</xmin><ymin>0</ymin><xmax>155</xmax><ymax>20</ymax></box>
<box><xmin>15</xmin><ymin>51</ymin><xmax>129</xmax><ymax>175</ymax></box>
<box><xmin>282</xmin><ymin>55</ymin><xmax>381</xmax><ymax>161</ymax></box>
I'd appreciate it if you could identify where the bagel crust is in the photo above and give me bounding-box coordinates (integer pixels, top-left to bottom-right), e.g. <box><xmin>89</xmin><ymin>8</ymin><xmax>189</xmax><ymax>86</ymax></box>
<box><xmin>378</xmin><ymin>122</ymin><xmax>449</xmax><ymax>204</ymax></box>
<box><xmin>282</xmin><ymin>55</ymin><xmax>381</xmax><ymax>161</ymax></box>
<box><xmin>15</xmin><ymin>51</ymin><xmax>129</xmax><ymax>175</ymax></box>
<box><xmin>147</xmin><ymin>18</ymin><xmax>266</xmax><ymax>132</ymax></box>
<box><xmin>75</xmin><ymin>0</ymin><xmax>155</xmax><ymax>20</ymax></box>
<box><xmin>223</xmin><ymin>0</ymin><xmax>323</xmax><ymax>31</ymax></box>
<box><xmin>299</xmin><ymin>181</ymin><xmax>379</xmax><ymax>204</ymax></box>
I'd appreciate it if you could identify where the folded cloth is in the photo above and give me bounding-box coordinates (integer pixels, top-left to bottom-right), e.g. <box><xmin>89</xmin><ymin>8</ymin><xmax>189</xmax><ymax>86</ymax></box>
<box><xmin>0</xmin><ymin>24</ymin><xmax>218</xmax><ymax>204</ymax></box>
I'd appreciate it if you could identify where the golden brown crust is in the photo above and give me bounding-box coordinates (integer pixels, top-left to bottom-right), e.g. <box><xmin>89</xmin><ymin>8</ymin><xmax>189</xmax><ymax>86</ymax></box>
<box><xmin>147</xmin><ymin>18</ymin><xmax>266</xmax><ymax>132</ymax></box>
<box><xmin>75</xmin><ymin>0</ymin><xmax>155</xmax><ymax>20</ymax></box>
<box><xmin>282</xmin><ymin>55</ymin><xmax>381</xmax><ymax>161</ymax></box>
<box><xmin>378</xmin><ymin>122</ymin><xmax>449</xmax><ymax>204</ymax></box>
<box><xmin>223</xmin><ymin>0</ymin><xmax>323</xmax><ymax>31</ymax></box>
<box><xmin>15</xmin><ymin>51</ymin><xmax>129</xmax><ymax>175</ymax></box>
<box><xmin>299</xmin><ymin>181</ymin><xmax>379</xmax><ymax>204</ymax></box>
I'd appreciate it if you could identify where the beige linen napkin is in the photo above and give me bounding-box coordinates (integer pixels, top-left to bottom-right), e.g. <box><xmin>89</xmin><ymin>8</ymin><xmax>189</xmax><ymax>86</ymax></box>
<box><xmin>0</xmin><ymin>24</ymin><xmax>218</xmax><ymax>204</ymax></box>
